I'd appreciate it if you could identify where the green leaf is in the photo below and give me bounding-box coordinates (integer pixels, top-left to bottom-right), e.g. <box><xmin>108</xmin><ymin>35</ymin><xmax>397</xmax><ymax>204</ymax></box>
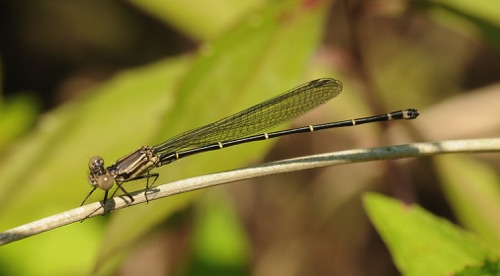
<box><xmin>436</xmin><ymin>155</ymin><xmax>500</xmax><ymax>248</ymax></box>
<box><xmin>363</xmin><ymin>193</ymin><xmax>499</xmax><ymax>276</ymax></box>
<box><xmin>128</xmin><ymin>0</ymin><xmax>266</xmax><ymax>41</ymax></box>
<box><xmin>0</xmin><ymin>94</ymin><xmax>38</xmax><ymax>151</ymax></box>
<box><xmin>185</xmin><ymin>191</ymin><xmax>250</xmax><ymax>275</ymax></box>
<box><xmin>455</xmin><ymin>259</ymin><xmax>500</xmax><ymax>276</ymax></box>
<box><xmin>0</xmin><ymin>56</ymin><xmax>190</xmax><ymax>275</ymax></box>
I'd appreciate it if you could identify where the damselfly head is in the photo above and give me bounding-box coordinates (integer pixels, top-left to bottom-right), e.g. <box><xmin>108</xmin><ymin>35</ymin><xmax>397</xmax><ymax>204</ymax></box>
<box><xmin>87</xmin><ymin>156</ymin><xmax>114</xmax><ymax>190</ymax></box>
<box><xmin>88</xmin><ymin>156</ymin><xmax>105</xmax><ymax>172</ymax></box>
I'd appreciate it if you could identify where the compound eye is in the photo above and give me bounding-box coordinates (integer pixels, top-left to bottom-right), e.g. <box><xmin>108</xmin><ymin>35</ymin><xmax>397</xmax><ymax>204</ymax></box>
<box><xmin>97</xmin><ymin>174</ymin><xmax>114</xmax><ymax>191</ymax></box>
<box><xmin>89</xmin><ymin>156</ymin><xmax>104</xmax><ymax>170</ymax></box>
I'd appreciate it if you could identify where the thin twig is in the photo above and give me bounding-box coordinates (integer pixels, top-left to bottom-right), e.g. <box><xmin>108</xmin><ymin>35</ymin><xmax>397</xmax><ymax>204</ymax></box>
<box><xmin>1</xmin><ymin>138</ymin><xmax>499</xmax><ymax>246</ymax></box>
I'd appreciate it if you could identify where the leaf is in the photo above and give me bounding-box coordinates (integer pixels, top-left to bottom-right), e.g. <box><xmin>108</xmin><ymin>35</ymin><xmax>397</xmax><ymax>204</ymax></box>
<box><xmin>0</xmin><ymin>56</ymin><xmax>191</xmax><ymax>275</ymax></box>
<box><xmin>186</xmin><ymin>191</ymin><xmax>250</xmax><ymax>275</ymax></box>
<box><xmin>363</xmin><ymin>193</ymin><xmax>499</xmax><ymax>276</ymax></box>
<box><xmin>435</xmin><ymin>155</ymin><xmax>500</xmax><ymax>247</ymax></box>
<box><xmin>455</xmin><ymin>259</ymin><xmax>500</xmax><ymax>276</ymax></box>
<box><xmin>0</xmin><ymin>94</ymin><xmax>38</xmax><ymax>151</ymax></box>
<box><xmin>128</xmin><ymin>0</ymin><xmax>265</xmax><ymax>40</ymax></box>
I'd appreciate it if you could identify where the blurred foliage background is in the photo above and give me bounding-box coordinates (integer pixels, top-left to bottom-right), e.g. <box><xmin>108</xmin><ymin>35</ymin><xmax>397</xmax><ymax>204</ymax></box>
<box><xmin>0</xmin><ymin>0</ymin><xmax>499</xmax><ymax>275</ymax></box>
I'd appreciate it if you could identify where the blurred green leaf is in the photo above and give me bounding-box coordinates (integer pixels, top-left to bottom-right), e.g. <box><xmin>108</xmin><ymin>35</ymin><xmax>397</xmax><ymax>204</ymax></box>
<box><xmin>129</xmin><ymin>0</ymin><xmax>266</xmax><ymax>41</ymax></box>
<box><xmin>455</xmin><ymin>259</ymin><xmax>500</xmax><ymax>276</ymax></box>
<box><xmin>428</xmin><ymin>0</ymin><xmax>500</xmax><ymax>24</ymax></box>
<box><xmin>185</xmin><ymin>191</ymin><xmax>250</xmax><ymax>275</ymax></box>
<box><xmin>0</xmin><ymin>56</ymin><xmax>191</xmax><ymax>275</ymax></box>
<box><xmin>363</xmin><ymin>193</ymin><xmax>499</xmax><ymax>276</ymax></box>
<box><xmin>435</xmin><ymin>155</ymin><xmax>500</xmax><ymax>247</ymax></box>
<box><xmin>0</xmin><ymin>94</ymin><xmax>38</xmax><ymax>151</ymax></box>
